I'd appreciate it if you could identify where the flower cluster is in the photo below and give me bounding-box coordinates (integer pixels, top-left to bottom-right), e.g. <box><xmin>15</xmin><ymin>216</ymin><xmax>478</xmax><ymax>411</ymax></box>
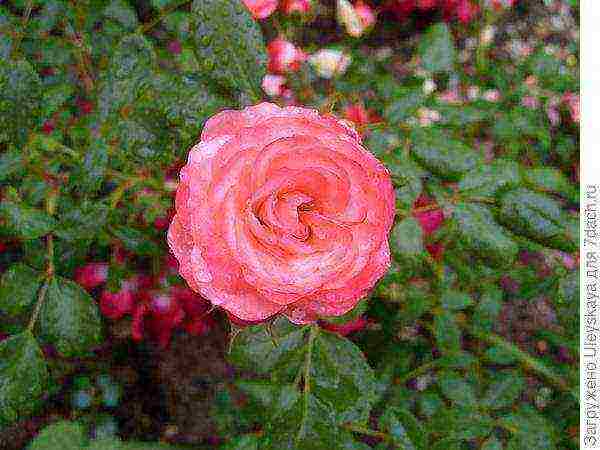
<box><xmin>75</xmin><ymin>255</ymin><xmax>214</xmax><ymax>349</ymax></box>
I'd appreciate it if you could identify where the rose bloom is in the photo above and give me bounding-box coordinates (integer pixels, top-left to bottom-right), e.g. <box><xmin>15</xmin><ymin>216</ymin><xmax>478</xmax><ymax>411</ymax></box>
<box><xmin>242</xmin><ymin>0</ymin><xmax>279</xmax><ymax>19</ymax></box>
<box><xmin>168</xmin><ymin>103</ymin><xmax>395</xmax><ymax>324</ymax></box>
<box><xmin>267</xmin><ymin>38</ymin><xmax>307</xmax><ymax>74</ymax></box>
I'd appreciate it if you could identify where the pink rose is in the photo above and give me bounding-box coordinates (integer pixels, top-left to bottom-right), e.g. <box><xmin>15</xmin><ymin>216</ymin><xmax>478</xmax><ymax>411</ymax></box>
<box><xmin>267</xmin><ymin>38</ymin><xmax>307</xmax><ymax>74</ymax></box>
<box><xmin>355</xmin><ymin>1</ymin><xmax>377</xmax><ymax>30</ymax></box>
<box><xmin>168</xmin><ymin>103</ymin><xmax>395</xmax><ymax>324</ymax></box>
<box><xmin>280</xmin><ymin>0</ymin><xmax>311</xmax><ymax>14</ymax></box>
<box><xmin>242</xmin><ymin>0</ymin><xmax>279</xmax><ymax>19</ymax></box>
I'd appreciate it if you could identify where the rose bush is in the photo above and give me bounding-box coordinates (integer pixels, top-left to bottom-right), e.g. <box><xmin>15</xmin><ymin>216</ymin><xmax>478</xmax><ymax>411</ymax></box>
<box><xmin>168</xmin><ymin>102</ymin><xmax>395</xmax><ymax>324</ymax></box>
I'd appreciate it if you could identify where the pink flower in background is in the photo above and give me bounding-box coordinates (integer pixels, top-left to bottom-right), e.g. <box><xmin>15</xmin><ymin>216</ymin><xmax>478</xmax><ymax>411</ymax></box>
<box><xmin>320</xmin><ymin>316</ymin><xmax>369</xmax><ymax>335</ymax></box>
<box><xmin>355</xmin><ymin>1</ymin><xmax>377</xmax><ymax>31</ymax></box>
<box><xmin>412</xmin><ymin>194</ymin><xmax>444</xmax><ymax>236</ymax></box>
<box><xmin>563</xmin><ymin>92</ymin><xmax>580</xmax><ymax>123</ymax></box>
<box><xmin>267</xmin><ymin>38</ymin><xmax>307</xmax><ymax>73</ymax></box>
<box><xmin>75</xmin><ymin>262</ymin><xmax>109</xmax><ymax>291</ymax></box>
<box><xmin>242</xmin><ymin>0</ymin><xmax>279</xmax><ymax>19</ymax></box>
<box><xmin>281</xmin><ymin>0</ymin><xmax>311</xmax><ymax>14</ymax></box>
<box><xmin>168</xmin><ymin>103</ymin><xmax>395</xmax><ymax>324</ymax></box>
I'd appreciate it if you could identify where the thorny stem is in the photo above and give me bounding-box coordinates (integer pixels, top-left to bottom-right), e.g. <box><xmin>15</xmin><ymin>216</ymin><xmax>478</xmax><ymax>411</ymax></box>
<box><xmin>137</xmin><ymin>0</ymin><xmax>193</xmax><ymax>35</ymax></box>
<box><xmin>27</xmin><ymin>189</ymin><xmax>58</xmax><ymax>332</ymax></box>
<box><xmin>466</xmin><ymin>326</ymin><xmax>577</xmax><ymax>401</ymax></box>
<box><xmin>10</xmin><ymin>0</ymin><xmax>34</xmax><ymax>59</ymax></box>
<box><xmin>296</xmin><ymin>325</ymin><xmax>318</xmax><ymax>443</ymax></box>
<box><xmin>343</xmin><ymin>424</ymin><xmax>391</xmax><ymax>441</ymax></box>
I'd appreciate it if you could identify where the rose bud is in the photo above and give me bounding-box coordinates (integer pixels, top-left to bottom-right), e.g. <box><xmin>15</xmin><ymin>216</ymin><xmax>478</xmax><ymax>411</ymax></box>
<box><xmin>262</xmin><ymin>74</ymin><xmax>287</xmax><ymax>97</ymax></box>
<box><xmin>242</xmin><ymin>0</ymin><xmax>279</xmax><ymax>19</ymax></box>
<box><xmin>267</xmin><ymin>38</ymin><xmax>307</xmax><ymax>74</ymax></box>
<box><xmin>338</xmin><ymin>0</ymin><xmax>376</xmax><ymax>37</ymax></box>
<box><xmin>319</xmin><ymin>316</ymin><xmax>369</xmax><ymax>336</ymax></box>
<box><xmin>280</xmin><ymin>0</ymin><xmax>311</xmax><ymax>14</ymax></box>
<box><xmin>168</xmin><ymin>103</ymin><xmax>395</xmax><ymax>324</ymax></box>
<box><xmin>74</xmin><ymin>262</ymin><xmax>109</xmax><ymax>290</ymax></box>
<box><xmin>355</xmin><ymin>1</ymin><xmax>376</xmax><ymax>30</ymax></box>
<box><xmin>412</xmin><ymin>194</ymin><xmax>444</xmax><ymax>236</ymax></box>
<box><xmin>308</xmin><ymin>49</ymin><xmax>352</xmax><ymax>79</ymax></box>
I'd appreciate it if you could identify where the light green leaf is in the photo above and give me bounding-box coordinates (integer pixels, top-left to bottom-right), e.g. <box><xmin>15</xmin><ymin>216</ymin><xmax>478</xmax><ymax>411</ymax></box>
<box><xmin>0</xmin><ymin>199</ymin><xmax>57</xmax><ymax>240</ymax></box>
<box><xmin>28</xmin><ymin>421</ymin><xmax>88</xmax><ymax>450</ymax></box>
<box><xmin>438</xmin><ymin>371</ymin><xmax>477</xmax><ymax>407</ymax></box>
<box><xmin>391</xmin><ymin>218</ymin><xmax>424</xmax><ymax>259</ymax></box>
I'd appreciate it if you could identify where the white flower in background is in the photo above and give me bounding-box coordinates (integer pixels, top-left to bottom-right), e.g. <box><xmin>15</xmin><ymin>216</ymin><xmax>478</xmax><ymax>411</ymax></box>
<box><xmin>482</xmin><ymin>89</ymin><xmax>500</xmax><ymax>102</ymax></box>
<box><xmin>261</xmin><ymin>74</ymin><xmax>286</xmax><ymax>97</ymax></box>
<box><xmin>480</xmin><ymin>25</ymin><xmax>496</xmax><ymax>46</ymax></box>
<box><xmin>309</xmin><ymin>49</ymin><xmax>352</xmax><ymax>79</ymax></box>
<box><xmin>337</xmin><ymin>0</ymin><xmax>363</xmax><ymax>37</ymax></box>
<box><xmin>423</xmin><ymin>78</ymin><xmax>436</xmax><ymax>95</ymax></box>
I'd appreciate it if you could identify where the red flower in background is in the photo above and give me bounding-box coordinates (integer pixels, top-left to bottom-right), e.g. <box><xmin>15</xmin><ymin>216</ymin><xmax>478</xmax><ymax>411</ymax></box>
<box><xmin>267</xmin><ymin>38</ymin><xmax>307</xmax><ymax>74</ymax></box>
<box><xmin>75</xmin><ymin>262</ymin><xmax>109</xmax><ymax>291</ymax></box>
<box><xmin>412</xmin><ymin>194</ymin><xmax>444</xmax><ymax>236</ymax></box>
<box><xmin>281</xmin><ymin>0</ymin><xmax>311</xmax><ymax>14</ymax></box>
<box><xmin>320</xmin><ymin>316</ymin><xmax>369</xmax><ymax>336</ymax></box>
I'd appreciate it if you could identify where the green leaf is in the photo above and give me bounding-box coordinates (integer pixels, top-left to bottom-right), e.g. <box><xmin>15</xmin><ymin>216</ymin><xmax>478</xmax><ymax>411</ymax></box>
<box><xmin>410</xmin><ymin>128</ymin><xmax>480</xmax><ymax>180</ymax></box>
<box><xmin>191</xmin><ymin>0</ymin><xmax>267</xmax><ymax>100</ymax></box>
<box><xmin>55</xmin><ymin>201</ymin><xmax>109</xmax><ymax>242</ymax></box>
<box><xmin>98</xmin><ymin>34</ymin><xmax>156</xmax><ymax>120</ymax></box>
<box><xmin>103</xmin><ymin>0</ymin><xmax>139</xmax><ymax>30</ymax></box>
<box><xmin>0</xmin><ymin>331</ymin><xmax>48</xmax><ymax>424</ymax></box>
<box><xmin>76</xmin><ymin>138</ymin><xmax>109</xmax><ymax>194</ymax></box>
<box><xmin>418</xmin><ymin>23</ymin><xmax>456</xmax><ymax>73</ymax></box>
<box><xmin>384</xmin><ymin>86</ymin><xmax>425</xmax><ymax>123</ymax></box>
<box><xmin>0</xmin><ymin>148</ymin><xmax>24</xmax><ymax>182</ymax></box>
<box><xmin>433</xmin><ymin>311</ymin><xmax>461</xmax><ymax>354</ymax></box>
<box><xmin>41</xmin><ymin>83</ymin><xmax>74</xmax><ymax>117</ymax></box>
<box><xmin>221</xmin><ymin>435</ymin><xmax>261</xmax><ymax>450</ymax></box>
<box><xmin>457</xmin><ymin>159</ymin><xmax>522</xmax><ymax>199</ymax></box>
<box><xmin>481</xmin><ymin>372</ymin><xmax>525</xmax><ymax>410</ymax></box>
<box><xmin>499</xmin><ymin>406</ymin><xmax>557</xmax><ymax>449</ymax></box>
<box><xmin>379</xmin><ymin>407</ymin><xmax>427</xmax><ymax>450</ymax></box>
<box><xmin>0</xmin><ymin>199</ymin><xmax>57</xmax><ymax>239</ymax></box>
<box><xmin>452</xmin><ymin>202</ymin><xmax>519</xmax><ymax>265</ymax></box>
<box><xmin>28</xmin><ymin>420</ymin><xmax>88</xmax><ymax>450</ymax></box>
<box><xmin>39</xmin><ymin>276</ymin><xmax>103</xmax><ymax>357</ymax></box>
<box><xmin>0</xmin><ymin>263</ymin><xmax>41</xmax><ymax>316</ymax></box>
<box><xmin>311</xmin><ymin>330</ymin><xmax>378</xmax><ymax>423</ymax></box>
<box><xmin>484</xmin><ymin>346</ymin><xmax>516</xmax><ymax>365</ymax></box>
<box><xmin>472</xmin><ymin>286</ymin><xmax>503</xmax><ymax>332</ymax></box>
<box><xmin>391</xmin><ymin>218</ymin><xmax>424</xmax><ymax>259</ymax></box>
<box><xmin>498</xmin><ymin>188</ymin><xmax>577</xmax><ymax>252</ymax></box>
<box><xmin>0</xmin><ymin>59</ymin><xmax>42</xmax><ymax>146</ymax></box>
<box><xmin>441</xmin><ymin>290</ymin><xmax>473</xmax><ymax>311</ymax></box>
<box><xmin>229</xmin><ymin>317</ymin><xmax>307</xmax><ymax>377</ymax></box>
<box><xmin>438</xmin><ymin>371</ymin><xmax>477</xmax><ymax>407</ymax></box>
<box><xmin>112</xmin><ymin>226</ymin><xmax>160</xmax><ymax>256</ymax></box>
<box><xmin>481</xmin><ymin>437</ymin><xmax>503</xmax><ymax>450</ymax></box>
<box><xmin>523</xmin><ymin>167</ymin><xmax>578</xmax><ymax>203</ymax></box>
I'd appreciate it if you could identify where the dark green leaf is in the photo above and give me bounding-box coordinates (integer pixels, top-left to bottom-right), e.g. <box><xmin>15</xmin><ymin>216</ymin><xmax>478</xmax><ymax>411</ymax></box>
<box><xmin>0</xmin><ymin>148</ymin><xmax>24</xmax><ymax>182</ymax></box>
<box><xmin>0</xmin><ymin>331</ymin><xmax>48</xmax><ymax>424</ymax></box>
<box><xmin>410</xmin><ymin>128</ymin><xmax>480</xmax><ymax>180</ymax></box>
<box><xmin>438</xmin><ymin>371</ymin><xmax>477</xmax><ymax>407</ymax></box>
<box><xmin>391</xmin><ymin>218</ymin><xmax>424</xmax><ymax>259</ymax></box>
<box><xmin>418</xmin><ymin>23</ymin><xmax>455</xmax><ymax>73</ymax></box>
<box><xmin>229</xmin><ymin>317</ymin><xmax>307</xmax><ymax>377</ymax></box>
<box><xmin>55</xmin><ymin>201</ymin><xmax>109</xmax><ymax>242</ymax></box>
<box><xmin>499</xmin><ymin>406</ymin><xmax>557</xmax><ymax>449</ymax></box>
<box><xmin>39</xmin><ymin>276</ymin><xmax>103</xmax><ymax>357</ymax></box>
<box><xmin>441</xmin><ymin>290</ymin><xmax>473</xmax><ymax>311</ymax></box>
<box><xmin>524</xmin><ymin>167</ymin><xmax>578</xmax><ymax>203</ymax></box>
<box><xmin>0</xmin><ymin>199</ymin><xmax>56</xmax><ymax>239</ymax></box>
<box><xmin>498</xmin><ymin>188</ymin><xmax>577</xmax><ymax>252</ymax></box>
<box><xmin>433</xmin><ymin>311</ymin><xmax>461</xmax><ymax>354</ymax></box>
<box><xmin>481</xmin><ymin>372</ymin><xmax>525</xmax><ymax>410</ymax></box>
<box><xmin>103</xmin><ymin>0</ymin><xmax>138</xmax><ymax>30</ymax></box>
<box><xmin>191</xmin><ymin>0</ymin><xmax>267</xmax><ymax>100</ymax></box>
<box><xmin>481</xmin><ymin>437</ymin><xmax>503</xmax><ymax>450</ymax></box>
<box><xmin>384</xmin><ymin>87</ymin><xmax>425</xmax><ymax>123</ymax></box>
<box><xmin>98</xmin><ymin>34</ymin><xmax>156</xmax><ymax>120</ymax></box>
<box><xmin>457</xmin><ymin>159</ymin><xmax>522</xmax><ymax>199</ymax></box>
<box><xmin>452</xmin><ymin>202</ymin><xmax>518</xmax><ymax>265</ymax></box>
<box><xmin>77</xmin><ymin>138</ymin><xmax>109</xmax><ymax>194</ymax></box>
<box><xmin>28</xmin><ymin>420</ymin><xmax>88</xmax><ymax>450</ymax></box>
<box><xmin>0</xmin><ymin>59</ymin><xmax>42</xmax><ymax>146</ymax></box>
<box><xmin>221</xmin><ymin>435</ymin><xmax>261</xmax><ymax>450</ymax></box>
<box><xmin>112</xmin><ymin>226</ymin><xmax>160</xmax><ymax>256</ymax></box>
<box><xmin>473</xmin><ymin>286</ymin><xmax>503</xmax><ymax>332</ymax></box>
<box><xmin>379</xmin><ymin>407</ymin><xmax>427</xmax><ymax>450</ymax></box>
<box><xmin>0</xmin><ymin>263</ymin><xmax>41</xmax><ymax>316</ymax></box>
